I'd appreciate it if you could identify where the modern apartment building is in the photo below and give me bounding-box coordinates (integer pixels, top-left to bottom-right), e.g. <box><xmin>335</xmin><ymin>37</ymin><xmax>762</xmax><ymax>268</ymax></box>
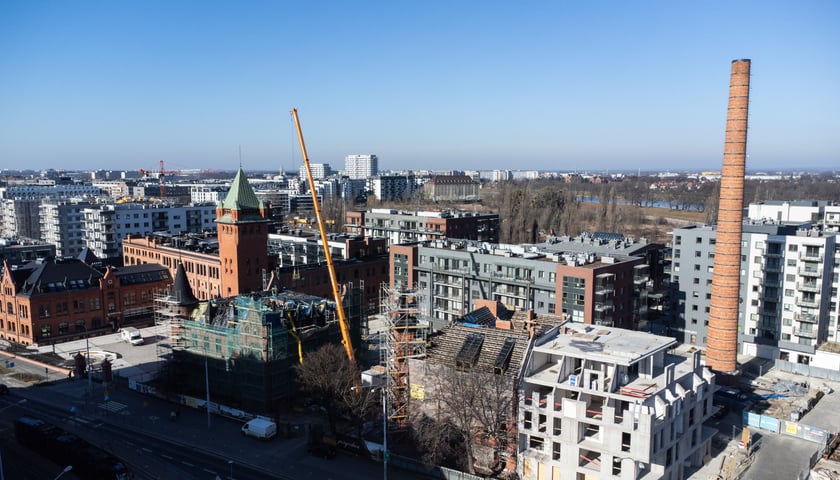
<box><xmin>298</xmin><ymin>163</ymin><xmax>333</xmax><ymax>180</ymax></box>
<box><xmin>80</xmin><ymin>202</ymin><xmax>218</xmax><ymax>260</ymax></box>
<box><xmin>0</xmin><ymin>198</ymin><xmax>41</xmax><ymax>240</ymax></box>
<box><xmin>371</xmin><ymin>174</ymin><xmax>415</xmax><ymax>202</ymax></box>
<box><xmin>40</xmin><ymin>200</ymin><xmax>95</xmax><ymax>258</ymax></box>
<box><xmin>0</xmin><ymin>184</ymin><xmax>103</xmax><ymax>200</ymax></box>
<box><xmin>344</xmin><ymin>154</ymin><xmax>378</xmax><ymax>180</ymax></box>
<box><xmin>518</xmin><ymin>323</ymin><xmax>715</xmax><ymax>480</ymax></box>
<box><xmin>346</xmin><ymin>209</ymin><xmax>500</xmax><ymax>245</ymax></box>
<box><xmin>392</xmin><ymin>234</ymin><xmax>658</xmax><ymax>329</ymax></box>
<box><xmin>670</xmin><ymin>220</ymin><xmax>840</xmax><ymax>365</ymax></box>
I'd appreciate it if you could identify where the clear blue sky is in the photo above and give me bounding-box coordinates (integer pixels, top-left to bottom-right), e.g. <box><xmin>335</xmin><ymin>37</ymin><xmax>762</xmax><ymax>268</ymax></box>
<box><xmin>1</xmin><ymin>1</ymin><xmax>838</xmax><ymax>173</ymax></box>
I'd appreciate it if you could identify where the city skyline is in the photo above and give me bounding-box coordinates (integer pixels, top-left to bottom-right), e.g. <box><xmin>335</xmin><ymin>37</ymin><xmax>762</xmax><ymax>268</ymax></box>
<box><xmin>1</xmin><ymin>1</ymin><xmax>838</xmax><ymax>173</ymax></box>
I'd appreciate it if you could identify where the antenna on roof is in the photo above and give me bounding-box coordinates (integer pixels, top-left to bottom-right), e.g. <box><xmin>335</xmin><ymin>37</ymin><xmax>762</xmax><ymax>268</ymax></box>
<box><xmin>238</xmin><ymin>145</ymin><xmax>243</xmax><ymax>168</ymax></box>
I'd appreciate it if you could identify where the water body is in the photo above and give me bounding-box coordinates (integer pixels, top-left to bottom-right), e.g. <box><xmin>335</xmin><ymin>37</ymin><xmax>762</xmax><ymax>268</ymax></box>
<box><xmin>577</xmin><ymin>196</ymin><xmax>704</xmax><ymax>212</ymax></box>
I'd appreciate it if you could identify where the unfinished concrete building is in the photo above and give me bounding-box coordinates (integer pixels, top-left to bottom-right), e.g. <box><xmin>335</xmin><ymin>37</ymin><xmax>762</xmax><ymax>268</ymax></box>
<box><xmin>410</xmin><ymin>302</ymin><xmax>566</xmax><ymax>477</ymax></box>
<box><xmin>517</xmin><ymin>323</ymin><xmax>715</xmax><ymax>480</ymax></box>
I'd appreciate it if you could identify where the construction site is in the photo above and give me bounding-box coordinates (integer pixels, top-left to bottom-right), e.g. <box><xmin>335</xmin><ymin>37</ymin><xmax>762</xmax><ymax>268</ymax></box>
<box><xmin>152</xmin><ymin>283</ymin><xmax>366</xmax><ymax>413</ymax></box>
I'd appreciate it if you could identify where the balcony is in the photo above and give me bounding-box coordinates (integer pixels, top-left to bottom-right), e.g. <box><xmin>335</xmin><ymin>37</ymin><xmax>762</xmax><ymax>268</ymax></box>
<box><xmin>795</xmin><ymin>296</ymin><xmax>820</xmax><ymax>309</ymax></box>
<box><xmin>798</xmin><ymin>266</ymin><xmax>822</xmax><ymax>277</ymax></box>
<box><xmin>794</xmin><ymin>312</ymin><xmax>818</xmax><ymax>324</ymax></box>
<box><xmin>796</xmin><ymin>281</ymin><xmax>821</xmax><ymax>293</ymax></box>
<box><xmin>799</xmin><ymin>251</ymin><xmax>823</xmax><ymax>262</ymax></box>
<box><xmin>794</xmin><ymin>327</ymin><xmax>817</xmax><ymax>339</ymax></box>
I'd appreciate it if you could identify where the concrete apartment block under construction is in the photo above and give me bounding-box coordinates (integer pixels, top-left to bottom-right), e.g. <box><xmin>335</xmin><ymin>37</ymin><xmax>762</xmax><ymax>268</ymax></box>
<box><xmin>517</xmin><ymin>323</ymin><xmax>715</xmax><ymax>480</ymax></box>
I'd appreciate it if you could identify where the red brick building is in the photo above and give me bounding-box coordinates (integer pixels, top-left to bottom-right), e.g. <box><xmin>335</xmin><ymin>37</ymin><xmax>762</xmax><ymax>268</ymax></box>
<box><xmin>0</xmin><ymin>258</ymin><xmax>171</xmax><ymax>346</ymax></box>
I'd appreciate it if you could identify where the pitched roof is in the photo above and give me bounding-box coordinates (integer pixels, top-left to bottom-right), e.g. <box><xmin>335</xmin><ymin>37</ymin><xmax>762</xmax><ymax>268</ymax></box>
<box><xmin>220</xmin><ymin>167</ymin><xmax>262</xmax><ymax>211</ymax></box>
<box><xmin>169</xmin><ymin>262</ymin><xmax>198</xmax><ymax>306</ymax></box>
<box><xmin>15</xmin><ymin>258</ymin><xmax>102</xmax><ymax>296</ymax></box>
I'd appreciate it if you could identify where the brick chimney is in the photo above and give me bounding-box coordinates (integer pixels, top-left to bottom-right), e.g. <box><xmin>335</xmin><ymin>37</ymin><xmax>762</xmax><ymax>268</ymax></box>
<box><xmin>707</xmin><ymin>59</ymin><xmax>751</xmax><ymax>374</ymax></box>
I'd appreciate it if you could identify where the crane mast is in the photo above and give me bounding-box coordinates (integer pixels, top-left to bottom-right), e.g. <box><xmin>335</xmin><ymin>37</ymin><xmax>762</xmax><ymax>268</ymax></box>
<box><xmin>290</xmin><ymin>108</ymin><xmax>356</xmax><ymax>364</ymax></box>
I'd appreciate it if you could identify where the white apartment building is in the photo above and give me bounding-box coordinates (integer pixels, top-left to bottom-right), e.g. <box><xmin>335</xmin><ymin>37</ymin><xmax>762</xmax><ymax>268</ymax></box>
<box><xmin>344</xmin><ymin>154</ymin><xmax>378</xmax><ymax>180</ymax></box>
<box><xmin>371</xmin><ymin>175</ymin><xmax>414</xmax><ymax>202</ymax></box>
<box><xmin>81</xmin><ymin>203</ymin><xmax>217</xmax><ymax>259</ymax></box>
<box><xmin>298</xmin><ymin>163</ymin><xmax>333</xmax><ymax>180</ymax></box>
<box><xmin>740</xmin><ymin>226</ymin><xmax>839</xmax><ymax>364</ymax></box>
<box><xmin>0</xmin><ymin>184</ymin><xmax>103</xmax><ymax>200</ymax></box>
<box><xmin>0</xmin><ymin>198</ymin><xmax>41</xmax><ymax>240</ymax></box>
<box><xmin>40</xmin><ymin>200</ymin><xmax>96</xmax><ymax>258</ymax></box>
<box><xmin>518</xmin><ymin>323</ymin><xmax>715</xmax><ymax>480</ymax></box>
<box><xmin>190</xmin><ymin>185</ymin><xmax>228</xmax><ymax>204</ymax></box>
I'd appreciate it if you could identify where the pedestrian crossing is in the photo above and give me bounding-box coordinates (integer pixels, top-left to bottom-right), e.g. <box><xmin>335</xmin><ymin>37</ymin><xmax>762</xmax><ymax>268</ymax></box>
<box><xmin>99</xmin><ymin>400</ymin><xmax>128</xmax><ymax>413</ymax></box>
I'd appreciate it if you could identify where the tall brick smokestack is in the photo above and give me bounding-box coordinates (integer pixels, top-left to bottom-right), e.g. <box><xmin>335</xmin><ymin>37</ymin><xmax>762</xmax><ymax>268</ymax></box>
<box><xmin>707</xmin><ymin>59</ymin><xmax>751</xmax><ymax>374</ymax></box>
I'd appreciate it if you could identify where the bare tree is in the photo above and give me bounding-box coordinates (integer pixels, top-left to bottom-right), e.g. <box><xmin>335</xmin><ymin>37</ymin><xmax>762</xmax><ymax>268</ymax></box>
<box><xmin>421</xmin><ymin>365</ymin><xmax>516</xmax><ymax>475</ymax></box>
<box><xmin>295</xmin><ymin>344</ymin><xmax>370</xmax><ymax>433</ymax></box>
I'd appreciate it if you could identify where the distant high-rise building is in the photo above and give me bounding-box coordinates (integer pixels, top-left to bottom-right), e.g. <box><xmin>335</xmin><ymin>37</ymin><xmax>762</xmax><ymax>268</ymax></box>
<box><xmin>344</xmin><ymin>154</ymin><xmax>378</xmax><ymax>180</ymax></box>
<box><xmin>298</xmin><ymin>163</ymin><xmax>333</xmax><ymax>180</ymax></box>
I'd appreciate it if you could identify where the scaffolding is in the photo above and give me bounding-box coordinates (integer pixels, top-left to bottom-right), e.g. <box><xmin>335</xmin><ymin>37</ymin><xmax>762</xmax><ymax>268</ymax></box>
<box><xmin>380</xmin><ymin>283</ymin><xmax>428</xmax><ymax>432</ymax></box>
<box><xmin>151</xmin><ymin>286</ymin><xmax>366</xmax><ymax>413</ymax></box>
<box><xmin>153</xmin><ymin>290</ymin><xmax>188</xmax><ymax>373</ymax></box>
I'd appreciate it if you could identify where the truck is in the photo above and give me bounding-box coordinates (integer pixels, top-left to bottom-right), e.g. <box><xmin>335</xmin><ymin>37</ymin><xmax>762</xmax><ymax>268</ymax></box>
<box><xmin>15</xmin><ymin>415</ymin><xmax>132</xmax><ymax>479</ymax></box>
<box><xmin>241</xmin><ymin>417</ymin><xmax>277</xmax><ymax>439</ymax></box>
<box><xmin>120</xmin><ymin>327</ymin><xmax>144</xmax><ymax>346</ymax></box>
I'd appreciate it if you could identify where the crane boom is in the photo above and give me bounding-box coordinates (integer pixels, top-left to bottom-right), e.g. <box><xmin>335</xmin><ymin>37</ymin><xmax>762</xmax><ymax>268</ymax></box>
<box><xmin>290</xmin><ymin>108</ymin><xmax>356</xmax><ymax>364</ymax></box>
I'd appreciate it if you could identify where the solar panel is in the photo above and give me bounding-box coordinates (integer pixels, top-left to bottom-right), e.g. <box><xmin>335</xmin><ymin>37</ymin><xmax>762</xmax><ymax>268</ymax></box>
<box><xmin>494</xmin><ymin>338</ymin><xmax>516</xmax><ymax>375</ymax></box>
<box><xmin>455</xmin><ymin>333</ymin><xmax>485</xmax><ymax>370</ymax></box>
<box><xmin>462</xmin><ymin>307</ymin><xmax>496</xmax><ymax>326</ymax></box>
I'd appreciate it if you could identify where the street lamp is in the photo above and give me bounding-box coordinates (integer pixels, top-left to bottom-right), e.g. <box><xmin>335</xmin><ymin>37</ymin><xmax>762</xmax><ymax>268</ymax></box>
<box><xmin>228</xmin><ymin>460</ymin><xmax>234</xmax><ymax>479</ymax></box>
<box><xmin>380</xmin><ymin>386</ymin><xmax>388</xmax><ymax>480</ymax></box>
<box><xmin>205</xmin><ymin>352</ymin><xmax>211</xmax><ymax>429</ymax></box>
<box><xmin>53</xmin><ymin>465</ymin><xmax>73</xmax><ymax>480</ymax></box>
<box><xmin>86</xmin><ymin>331</ymin><xmax>93</xmax><ymax>394</ymax></box>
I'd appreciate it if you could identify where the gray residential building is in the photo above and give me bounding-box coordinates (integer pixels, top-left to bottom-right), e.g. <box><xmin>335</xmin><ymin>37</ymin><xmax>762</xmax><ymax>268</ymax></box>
<box><xmin>670</xmin><ymin>219</ymin><xmax>840</xmax><ymax>365</ymax></box>
<box><xmin>344</xmin><ymin>154</ymin><xmax>378</xmax><ymax>180</ymax></box>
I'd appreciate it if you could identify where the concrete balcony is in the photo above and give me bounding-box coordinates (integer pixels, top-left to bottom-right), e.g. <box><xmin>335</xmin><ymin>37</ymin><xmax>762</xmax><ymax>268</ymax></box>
<box><xmin>796</xmin><ymin>281</ymin><xmax>821</xmax><ymax>293</ymax></box>
<box><xmin>794</xmin><ymin>327</ymin><xmax>818</xmax><ymax>339</ymax></box>
<box><xmin>799</xmin><ymin>251</ymin><xmax>823</xmax><ymax>262</ymax></box>
<box><xmin>795</xmin><ymin>296</ymin><xmax>820</xmax><ymax>309</ymax></box>
<box><xmin>798</xmin><ymin>266</ymin><xmax>822</xmax><ymax>277</ymax></box>
<box><xmin>794</xmin><ymin>312</ymin><xmax>818</xmax><ymax>324</ymax></box>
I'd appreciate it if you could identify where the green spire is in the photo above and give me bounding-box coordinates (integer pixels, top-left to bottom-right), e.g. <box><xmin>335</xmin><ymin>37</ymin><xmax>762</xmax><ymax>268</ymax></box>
<box><xmin>221</xmin><ymin>167</ymin><xmax>261</xmax><ymax>211</ymax></box>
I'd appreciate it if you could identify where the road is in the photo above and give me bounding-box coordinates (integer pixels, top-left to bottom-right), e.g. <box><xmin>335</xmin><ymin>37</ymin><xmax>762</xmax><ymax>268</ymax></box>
<box><xmin>1</xmin><ymin>329</ymin><xmax>429</xmax><ymax>480</ymax></box>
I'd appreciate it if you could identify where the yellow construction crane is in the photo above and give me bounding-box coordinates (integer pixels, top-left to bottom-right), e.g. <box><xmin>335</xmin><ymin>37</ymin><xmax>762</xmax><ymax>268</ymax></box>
<box><xmin>290</xmin><ymin>108</ymin><xmax>356</xmax><ymax>365</ymax></box>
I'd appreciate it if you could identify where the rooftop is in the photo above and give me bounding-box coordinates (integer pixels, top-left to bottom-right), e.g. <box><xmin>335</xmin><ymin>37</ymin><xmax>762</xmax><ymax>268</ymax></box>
<box><xmin>533</xmin><ymin>322</ymin><xmax>676</xmax><ymax>366</ymax></box>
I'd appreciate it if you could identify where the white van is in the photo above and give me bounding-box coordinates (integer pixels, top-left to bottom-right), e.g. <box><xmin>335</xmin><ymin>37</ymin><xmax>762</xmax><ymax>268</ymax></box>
<box><xmin>241</xmin><ymin>418</ymin><xmax>277</xmax><ymax>440</ymax></box>
<box><xmin>120</xmin><ymin>327</ymin><xmax>144</xmax><ymax>346</ymax></box>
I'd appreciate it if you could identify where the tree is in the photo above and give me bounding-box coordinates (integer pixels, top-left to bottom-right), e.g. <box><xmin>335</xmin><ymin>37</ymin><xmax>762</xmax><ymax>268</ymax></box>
<box><xmin>294</xmin><ymin>344</ymin><xmax>375</xmax><ymax>434</ymax></box>
<box><xmin>420</xmin><ymin>365</ymin><xmax>516</xmax><ymax>475</ymax></box>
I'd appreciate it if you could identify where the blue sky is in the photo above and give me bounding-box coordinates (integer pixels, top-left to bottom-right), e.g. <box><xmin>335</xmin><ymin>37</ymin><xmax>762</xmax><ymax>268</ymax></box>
<box><xmin>1</xmin><ymin>1</ymin><xmax>838</xmax><ymax>173</ymax></box>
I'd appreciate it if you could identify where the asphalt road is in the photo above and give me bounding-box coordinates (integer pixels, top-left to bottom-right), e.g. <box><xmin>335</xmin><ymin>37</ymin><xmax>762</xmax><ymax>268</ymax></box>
<box><xmin>2</xmin><ymin>329</ymin><xmax>430</xmax><ymax>480</ymax></box>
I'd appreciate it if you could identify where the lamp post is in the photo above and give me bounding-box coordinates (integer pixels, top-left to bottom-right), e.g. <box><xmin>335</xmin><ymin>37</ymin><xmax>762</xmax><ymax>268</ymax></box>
<box><xmin>228</xmin><ymin>460</ymin><xmax>234</xmax><ymax>479</ymax></box>
<box><xmin>381</xmin><ymin>386</ymin><xmax>388</xmax><ymax>480</ymax></box>
<box><xmin>205</xmin><ymin>351</ymin><xmax>211</xmax><ymax>429</ymax></box>
<box><xmin>85</xmin><ymin>330</ymin><xmax>93</xmax><ymax>395</ymax></box>
<box><xmin>53</xmin><ymin>465</ymin><xmax>73</xmax><ymax>480</ymax></box>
